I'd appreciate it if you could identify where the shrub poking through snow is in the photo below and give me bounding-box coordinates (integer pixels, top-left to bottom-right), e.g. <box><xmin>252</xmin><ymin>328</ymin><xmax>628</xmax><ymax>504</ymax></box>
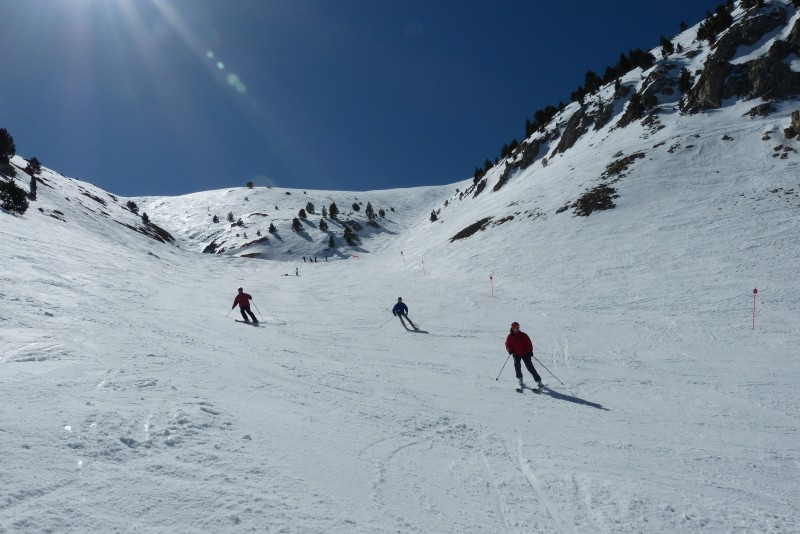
<box><xmin>449</xmin><ymin>217</ymin><xmax>493</xmax><ymax>242</ymax></box>
<box><xmin>572</xmin><ymin>185</ymin><xmax>619</xmax><ymax>216</ymax></box>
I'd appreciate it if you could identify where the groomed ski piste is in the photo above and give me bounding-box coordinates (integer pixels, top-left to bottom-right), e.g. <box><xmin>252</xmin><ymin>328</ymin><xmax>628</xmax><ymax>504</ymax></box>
<box><xmin>3</xmin><ymin>6</ymin><xmax>800</xmax><ymax>531</ymax></box>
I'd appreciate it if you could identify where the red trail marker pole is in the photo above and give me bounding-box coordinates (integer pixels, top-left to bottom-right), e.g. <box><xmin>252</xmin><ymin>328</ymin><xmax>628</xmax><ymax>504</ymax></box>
<box><xmin>752</xmin><ymin>288</ymin><xmax>758</xmax><ymax>330</ymax></box>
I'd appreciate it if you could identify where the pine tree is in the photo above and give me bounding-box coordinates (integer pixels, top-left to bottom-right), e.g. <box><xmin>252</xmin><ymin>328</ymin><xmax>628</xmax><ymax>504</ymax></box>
<box><xmin>141</xmin><ymin>212</ymin><xmax>150</xmax><ymax>224</ymax></box>
<box><xmin>343</xmin><ymin>225</ymin><xmax>357</xmax><ymax>245</ymax></box>
<box><xmin>0</xmin><ymin>179</ymin><xmax>29</xmax><ymax>214</ymax></box>
<box><xmin>0</xmin><ymin>128</ymin><xmax>15</xmax><ymax>167</ymax></box>
<box><xmin>291</xmin><ymin>217</ymin><xmax>302</xmax><ymax>231</ymax></box>
<box><xmin>246</xmin><ymin>181</ymin><xmax>254</xmax><ymax>189</ymax></box>
<box><xmin>659</xmin><ymin>36</ymin><xmax>674</xmax><ymax>57</ymax></box>
<box><xmin>213</xmin><ymin>214</ymin><xmax>219</xmax><ymax>223</ymax></box>
<box><xmin>365</xmin><ymin>202</ymin><xmax>375</xmax><ymax>221</ymax></box>
<box><xmin>328</xmin><ymin>234</ymin><xmax>335</xmax><ymax>248</ymax></box>
<box><xmin>126</xmin><ymin>200</ymin><xmax>139</xmax><ymax>213</ymax></box>
<box><xmin>584</xmin><ymin>70</ymin><xmax>602</xmax><ymax>93</ymax></box>
<box><xmin>29</xmin><ymin>176</ymin><xmax>36</xmax><ymax>200</ymax></box>
<box><xmin>678</xmin><ymin>67</ymin><xmax>694</xmax><ymax>94</ymax></box>
<box><xmin>319</xmin><ymin>218</ymin><xmax>329</xmax><ymax>231</ymax></box>
<box><xmin>329</xmin><ymin>202</ymin><xmax>339</xmax><ymax>219</ymax></box>
<box><xmin>430</xmin><ymin>210</ymin><xmax>438</xmax><ymax>222</ymax></box>
<box><xmin>352</xmin><ymin>202</ymin><xmax>360</xmax><ymax>212</ymax></box>
<box><xmin>322</xmin><ymin>205</ymin><xmax>328</xmax><ymax>218</ymax></box>
<box><xmin>306</xmin><ymin>201</ymin><xmax>315</xmax><ymax>214</ymax></box>
<box><xmin>227</xmin><ymin>211</ymin><xmax>234</xmax><ymax>222</ymax></box>
<box><xmin>269</xmin><ymin>222</ymin><xmax>277</xmax><ymax>233</ymax></box>
<box><xmin>27</xmin><ymin>157</ymin><xmax>42</xmax><ymax>175</ymax></box>
<box><xmin>299</xmin><ymin>208</ymin><xmax>307</xmax><ymax>219</ymax></box>
<box><xmin>378</xmin><ymin>208</ymin><xmax>385</xmax><ymax>218</ymax></box>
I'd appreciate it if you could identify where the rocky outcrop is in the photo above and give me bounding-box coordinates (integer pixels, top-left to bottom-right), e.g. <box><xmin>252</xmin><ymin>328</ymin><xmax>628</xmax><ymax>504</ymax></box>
<box><xmin>594</xmin><ymin>101</ymin><xmax>615</xmax><ymax>131</ymax></box>
<box><xmin>515</xmin><ymin>139</ymin><xmax>541</xmax><ymax>171</ymax></box>
<box><xmin>684</xmin><ymin>7</ymin><xmax>800</xmax><ymax>113</ymax></box>
<box><xmin>711</xmin><ymin>8</ymin><xmax>787</xmax><ymax>62</ymax></box>
<box><xmin>768</xmin><ymin>17</ymin><xmax>800</xmax><ymax>60</ymax></box>
<box><xmin>554</xmin><ymin>105</ymin><xmax>595</xmax><ymax>155</ymax></box>
<box><xmin>785</xmin><ymin>110</ymin><xmax>800</xmax><ymax>138</ymax></box>
<box><xmin>685</xmin><ymin>58</ymin><xmax>731</xmax><ymax>111</ymax></box>
<box><xmin>616</xmin><ymin>90</ymin><xmax>658</xmax><ymax>129</ymax></box>
<box><xmin>641</xmin><ymin>64</ymin><xmax>678</xmax><ymax>98</ymax></box>
<box><xmin>724</xmin><ymin>56</ymin><xmax>800</xmax><ymax>101</ymax></box>
<box><xmin>744</xmin><ymin>102</ymin><xmax>777</xmax><ymax>118</ymax></box>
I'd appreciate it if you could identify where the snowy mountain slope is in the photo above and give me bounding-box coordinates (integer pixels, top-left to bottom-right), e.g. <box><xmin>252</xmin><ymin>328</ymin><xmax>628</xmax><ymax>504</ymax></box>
<box><xmin>134</xmin><ymin>183</ymin><xmax>450</xmax><ymax>260</ymax></box>
<box><xmin>3</xmin><ymin>113</ymin><xmax>799</xmax><ymax>532</ymax></box>
<box><xmin>2</xmin><ymin>2</ymin><xmax>800</xmax><ymax>532</ymax></box>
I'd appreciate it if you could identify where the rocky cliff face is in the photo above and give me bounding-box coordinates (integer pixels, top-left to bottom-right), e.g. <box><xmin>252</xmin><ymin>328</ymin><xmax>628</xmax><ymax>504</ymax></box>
<box><xmin>686</xmin><ymin>6</ymin><xmax>800</xmax><ymax>112</ymax></box>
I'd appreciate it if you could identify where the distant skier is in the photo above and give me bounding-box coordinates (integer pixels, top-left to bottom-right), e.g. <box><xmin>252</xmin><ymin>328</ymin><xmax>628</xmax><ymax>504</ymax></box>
<box><xmin>392</xmin><ymin>297</ymin><xmax>416</xmax><ymax>329</ymax></box>
<box><xmin>505</xmin><ymin>322</ymin><xmax>542</xmax><ymax>390</ymax></box>
<box><xmin>231</xmin><ymin>287</ymin><xmax>258</xmax><ymax>324</ymax></box>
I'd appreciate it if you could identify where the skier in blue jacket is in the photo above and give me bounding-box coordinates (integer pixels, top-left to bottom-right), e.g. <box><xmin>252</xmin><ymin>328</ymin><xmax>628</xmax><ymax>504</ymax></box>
<box><xmin>392</xmin><ymin>297</ymin><xmax>416</xmax><ymax>329</ymax></box>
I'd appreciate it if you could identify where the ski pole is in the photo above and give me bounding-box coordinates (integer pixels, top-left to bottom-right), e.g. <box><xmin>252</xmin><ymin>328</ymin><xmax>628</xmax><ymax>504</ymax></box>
<box><xmin>378</xmin><ymin>316</ymin><xmax>395</xmax><ymax>328</ymax></box>
<box><xmin>225</xmin><ymin>307</ymin><xmax>233</xmax><ymax>317</ymax></box>
<box><xmin>531</xmin><ymin>354</ymin><xmax>564</xmax><ymax>386</ymax></box>
<box><xmin>252</xmin><ymin>301</ymin><xmax>264</xmax><ymax>319</ymax></box>
<box><xmin>495</xmin><ymin>352</ymin><xmax>512</xmax><ymax>381</ymax></box>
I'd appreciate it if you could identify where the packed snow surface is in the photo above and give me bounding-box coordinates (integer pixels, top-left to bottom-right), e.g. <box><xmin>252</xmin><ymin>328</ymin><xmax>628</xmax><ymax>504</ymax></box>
<box><xmin>3</xmin><ymin>8</ymin><xmax>800</xmax><ymax>526</ymax></box>
<box><xmin>2</xmin><ymin>128</ymin><xmax>798</xmax><ymax>533</ymax></box>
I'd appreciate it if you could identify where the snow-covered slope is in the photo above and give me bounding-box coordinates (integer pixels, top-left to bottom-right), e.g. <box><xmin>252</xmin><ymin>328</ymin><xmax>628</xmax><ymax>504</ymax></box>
<box><xmin>2</xmin><ymin>2</ymin><xmax>800</xmax><ymax>532</ymax></box>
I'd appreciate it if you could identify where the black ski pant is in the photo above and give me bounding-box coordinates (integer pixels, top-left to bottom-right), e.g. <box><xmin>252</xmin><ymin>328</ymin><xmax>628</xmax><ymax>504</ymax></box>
<box><xmin>240</xmin><ymin>307</ymin><xmax>257</xmax><ymax>322</ymax></box>
<box><xmin>513</xmin><ymin>353</ymin><xmax>541</xmax><ymax>382</ymax></box>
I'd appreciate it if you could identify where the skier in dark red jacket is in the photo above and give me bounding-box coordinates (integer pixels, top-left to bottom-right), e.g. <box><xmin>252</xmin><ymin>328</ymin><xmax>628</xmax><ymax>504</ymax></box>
<box><xmin>232</xmin><ymin>287</ymin><xmax>258</xmax><ymax>323</ymax></box>
<box><xmin>505</xmin><ymin>322</ymin><xmax>542</xmax><ymax>389</ymax></box>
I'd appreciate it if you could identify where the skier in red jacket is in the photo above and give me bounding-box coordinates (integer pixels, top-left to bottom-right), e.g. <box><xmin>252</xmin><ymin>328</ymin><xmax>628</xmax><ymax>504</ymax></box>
<box><xmin>505</xmin><ymin>322</ymin><xmax>542</xmax><ymax>389</ymax></box>
<box><xmin>232</xmin><ymin>287</ymin><xmax>258</xmax><ymax>324</ymax></box>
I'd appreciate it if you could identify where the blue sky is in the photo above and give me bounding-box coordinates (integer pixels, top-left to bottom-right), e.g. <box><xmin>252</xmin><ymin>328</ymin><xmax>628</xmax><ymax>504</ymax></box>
<box><xmin>1</xmin><ymin>0</ymin><xmax>724</xmax><ymax>196</ymax></box>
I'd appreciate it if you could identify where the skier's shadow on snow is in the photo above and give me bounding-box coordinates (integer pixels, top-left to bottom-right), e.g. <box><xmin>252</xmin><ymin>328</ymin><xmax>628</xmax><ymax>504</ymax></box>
<box><xmin>540</xmin><ymin>387</ymin><xmax>609</xmax><ymax>411</ymax></box>
<box><xmin>399</xmin><ymin>317</ymin><xmax>428</xmax><ymax>334</ymax></box>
